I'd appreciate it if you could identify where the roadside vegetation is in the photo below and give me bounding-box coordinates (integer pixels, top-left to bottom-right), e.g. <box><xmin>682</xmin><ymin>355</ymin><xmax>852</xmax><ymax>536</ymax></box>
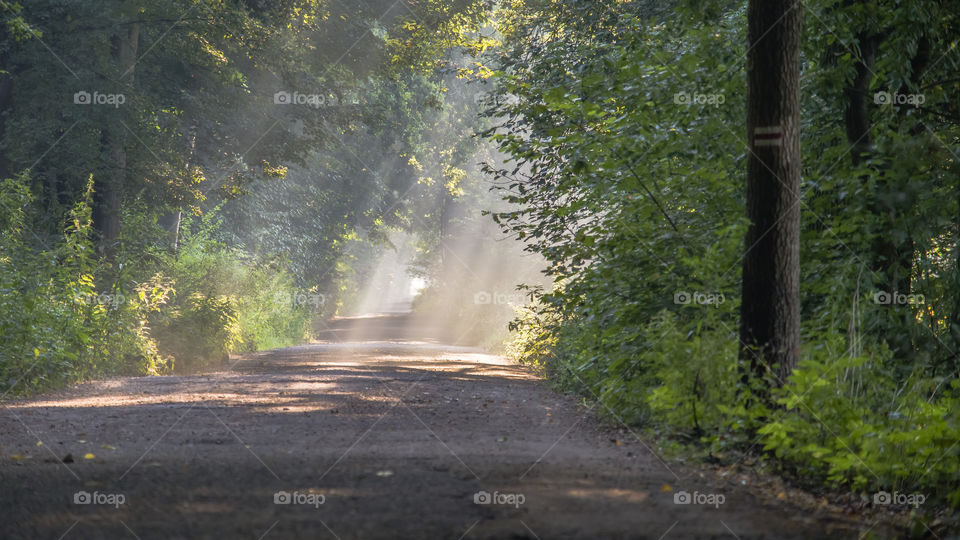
<box><xmin>3</xmin><ymin>0</ymin><xmax>959</xmax><ymax>529</ymax></box>
<box><xmin>486</xmin><ymin>0</ymin><xmax>960</xmax><ymax>519</ymax></box>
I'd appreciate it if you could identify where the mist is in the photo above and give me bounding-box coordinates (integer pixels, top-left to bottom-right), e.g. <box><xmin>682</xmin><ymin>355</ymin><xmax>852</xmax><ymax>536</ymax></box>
<box><xmin>4</xmin><ymin>0</ymin><xmax>956</xmax><ymax>538</ymax></box>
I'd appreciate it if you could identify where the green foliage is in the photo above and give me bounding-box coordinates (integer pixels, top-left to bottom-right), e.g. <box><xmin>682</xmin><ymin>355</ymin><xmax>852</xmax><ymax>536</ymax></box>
<box><xmin>151</xmin><ymin>216</ymin><xmax>312</xmax><ymax>370</ymax></box>
<box><xmin>0</xmin><ymin>175</ymin><xmax>166</xmax><ymax>392</ymax></box>
<box><xmin>485</xmin><ymin>0</ymin><xmax>960</xmax><ymax>511</ymax></box>
<box><xmin>0</xmin><ymin>176</ymin><xmax>310</xmax><ymax>393</ymax></box>
<box><xmin>156</xmin><ymin>291</ymin><xmax>241</xmax><ymax>370</ymax></box>
<box><xmin>1</xmin><ymin>0</ymin><xmax>496</xmax><ymax>393</ymax></box>
<box><xmin>485</xmin><ymin>0</ymin><xmax>748</xmax><ymax>429</ymax></box>
<box><xmin>758</xmin><ymin>350</ymin><xmax>960</xmax><ymax>505</ymax></box>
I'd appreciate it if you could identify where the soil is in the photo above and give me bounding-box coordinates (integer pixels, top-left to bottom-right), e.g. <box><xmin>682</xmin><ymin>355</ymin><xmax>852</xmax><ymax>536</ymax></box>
<box><xmin>1</xmin><ymin>314</ymin><xmax>899</xmax><ymax>539</ymax></box>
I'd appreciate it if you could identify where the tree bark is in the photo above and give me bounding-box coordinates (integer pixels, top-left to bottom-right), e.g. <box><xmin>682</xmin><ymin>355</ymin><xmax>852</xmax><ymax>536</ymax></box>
<box><xmin>844</xmin><ymin>32</ymin><xmax>878</xmax><ymax>166</ymax></box>
<box><xmin>158</xmin><ymin>123</ymin><xmax>197</xmax><ymax>251</ymax></box>
<box><xmin>0</xmin><ymin>51</ymin><xmax>14</xmax><ymax>181</ymax></box>
<box><xmin>93</xmin><ymin>22</ymin><xmax>139</xmax><ymax>254</ymax></box>
<box><xmin>844</xmin><ymin>29</ymin><xmax>915</xmax><ymax>298</ymax></box>
<box><xmin>842</xmin><ymin>20</ymin><xmax>931</xmax><ymax>361</ymax></box>
<box><xmin>739</xmin><ymin>0</ymin><xmax>803</xmax><ymax>387</ymax></box>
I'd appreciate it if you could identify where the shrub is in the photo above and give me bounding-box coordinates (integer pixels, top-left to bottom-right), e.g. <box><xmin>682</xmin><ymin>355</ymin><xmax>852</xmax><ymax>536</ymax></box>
<box><xmin>0</xmin><ymin>176</ymin><xmax>312</xmax><ymax>395</ymax></box>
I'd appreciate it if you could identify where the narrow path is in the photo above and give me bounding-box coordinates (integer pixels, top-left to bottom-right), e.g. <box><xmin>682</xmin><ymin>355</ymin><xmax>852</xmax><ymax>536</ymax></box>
<box><xmin>2</xmin><ymin>314</ymin><xmax>868</xmax><ymax>539</ymax></box>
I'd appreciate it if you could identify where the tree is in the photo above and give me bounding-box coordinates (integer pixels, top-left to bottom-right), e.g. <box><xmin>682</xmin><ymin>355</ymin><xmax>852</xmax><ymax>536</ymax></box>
<box><xmin>93</xmin><ymin>20</ymin><xmax>139</xmax><ymax>253</ymax></box>
<box><xmin>738</xmin><ymin>0</ymin><xmax>803</xmax><ymax>388</ymax></box>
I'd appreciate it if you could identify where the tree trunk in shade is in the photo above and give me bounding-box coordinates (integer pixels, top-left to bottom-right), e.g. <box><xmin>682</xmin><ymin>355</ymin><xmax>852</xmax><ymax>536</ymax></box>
<box><xmin>739</xmin><ymin>0</ymin><xmax>803</xmax><ymax>387</ymax></box>
<box><xmin>93</xmin><ymin>22</ymin><xmax>139</xmax><ymax>254</ymax></box>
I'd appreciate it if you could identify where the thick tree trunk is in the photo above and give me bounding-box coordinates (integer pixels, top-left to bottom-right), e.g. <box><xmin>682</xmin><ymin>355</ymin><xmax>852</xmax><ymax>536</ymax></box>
<box><xmin>0</xmin><ymin>53</ymin><xmax>13</xmax><ymax>181</ymax></box>
<box><xmin>94</xmin><ymin>131</ymin><xmax>125</xmax><ymax>247</ymax></box>
<box><xmin>93</xmin><ymin>23</ymin><xmax>139</xmax><ymax>254</ymax></box>
<box><xmin>739</xmin><ymin>0</ymin><xmax>803</xmax><ymax>387</ymax></box>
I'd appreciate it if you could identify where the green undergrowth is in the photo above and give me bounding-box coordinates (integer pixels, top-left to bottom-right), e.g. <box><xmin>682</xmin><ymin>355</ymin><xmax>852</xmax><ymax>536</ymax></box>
<box><xmin>0</xmin><ymin>175</ymin><xmax>312</xmax><ymax>396</ymax></box>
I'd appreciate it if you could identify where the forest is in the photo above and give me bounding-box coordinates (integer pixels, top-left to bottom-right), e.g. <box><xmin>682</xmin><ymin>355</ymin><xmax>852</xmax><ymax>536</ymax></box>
<box><xmin>2</xmin><ymin>0</ymin><xmax>960</xmax><ymax>538</ymax></box>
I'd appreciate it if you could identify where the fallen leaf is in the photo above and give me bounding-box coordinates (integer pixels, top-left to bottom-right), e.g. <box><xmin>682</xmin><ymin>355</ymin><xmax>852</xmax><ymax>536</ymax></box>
<box><xmin>661</xmin><ymin>484</ymin><xmax>673</xmax><ymax>492</ymax></box>
<box><xmin>83</xmin><ymin>453</ymin><xmax>95</xmax><ymax>460</ymax></box>
<box><xmin>375</xmin><ymin>470</ymin><xmax>393</xmax><ymax>477</ymax></box>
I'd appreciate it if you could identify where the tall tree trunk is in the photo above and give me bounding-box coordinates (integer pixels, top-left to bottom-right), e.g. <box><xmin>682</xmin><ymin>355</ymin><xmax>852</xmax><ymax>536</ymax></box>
<box><xmin>843</xmin><ymin>19</ymin><xmax>929</xmax><ymax>361</ymax></box>
<box><xmin>739</xmin><ymin>0</ymin><xmax>803</xmax><ymax>388</ymax></box>
<box><xmin>844</xmin><ymin>31</ymin><xmax>878</xmax><ymax>166</ymax></box>
<box><xmin>162</xmin><ymin>210</ymin><xmax>183</xmax><ymax>252</ymax></box>
<box><xmin>846</xmin><ymin>29</ymin><xmax>914</xmax><ymax>298</ymax></box>
<box><xmin>159</xmin><ymin>123</ymin><xmax>197</xmax><ymax>251</ymax></box>
<box><xmin>93</xmin><ymin>23</ymin><xmax>139</xmax><ymax>254</ymax></box>
<box><xmin>439</xmin><ymin>188</ymin><xmax>450</xmax><ymax>268</ymax></box>
<box><xmin>0</xmin><ymin>52</ymin><xmax>14</xmax><ymax>181</ymax></box>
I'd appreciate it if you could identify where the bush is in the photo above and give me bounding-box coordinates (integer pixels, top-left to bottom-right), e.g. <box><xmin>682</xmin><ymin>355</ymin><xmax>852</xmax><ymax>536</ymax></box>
<box><xmin>0</xmin><ymin>176</ymin><xmax>169</xmax><ymax>394</ymax></box>
<box><xmin>758</xmin><ymin>349</ymin><xmax>960</xmax><ymax>506</ymax></box>
<box><xmin>0</xmin><ymin>175</ymin><xmax>312</xmax><ymax>395</ymax></box>
<box><xmin>149</xmin><ymin>214</ymin><xmax>311</xmax><ymax>370</ymax></box>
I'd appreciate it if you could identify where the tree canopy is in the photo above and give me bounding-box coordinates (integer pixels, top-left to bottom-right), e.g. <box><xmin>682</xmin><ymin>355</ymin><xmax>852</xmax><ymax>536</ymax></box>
<box><xmin>3</xmin><ymin>0</ymin><xmax>960</xmax><ymax>526</ymax></box>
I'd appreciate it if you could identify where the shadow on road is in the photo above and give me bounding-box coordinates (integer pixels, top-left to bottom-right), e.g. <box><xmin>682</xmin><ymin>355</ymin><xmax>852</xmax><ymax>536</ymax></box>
<box><xmin>0</xmin><ymin>313</ymin><xmax>879</xmax><ymax>539</ymax></box>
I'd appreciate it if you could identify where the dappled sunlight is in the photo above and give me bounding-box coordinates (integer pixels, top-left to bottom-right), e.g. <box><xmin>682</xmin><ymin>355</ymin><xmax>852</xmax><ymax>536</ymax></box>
<box><xmin>3</xmin><ymin>0</ymin><xmax>954</xmax><ymax>537</ymax></box>
<box><xmin>561</xmin><ymin>487</ymin><xmax>649</xmax><ymax>504</ymax></box>
<box><xmin>3</xmin><ymin>329</ymin><xmax>533</xmax><ymax>418</ymax></box>
<box><xmin>2</xmin><ymin>313</ymin><xmax>879</xmax><ymax>539</ymax></box>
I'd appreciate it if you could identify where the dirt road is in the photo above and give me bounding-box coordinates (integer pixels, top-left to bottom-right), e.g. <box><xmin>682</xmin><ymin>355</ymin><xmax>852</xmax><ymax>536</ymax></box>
<box><xmin>2</xmin><ymin>314</ymin><xmax>875</xmax><ymax>539</ymax></box>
